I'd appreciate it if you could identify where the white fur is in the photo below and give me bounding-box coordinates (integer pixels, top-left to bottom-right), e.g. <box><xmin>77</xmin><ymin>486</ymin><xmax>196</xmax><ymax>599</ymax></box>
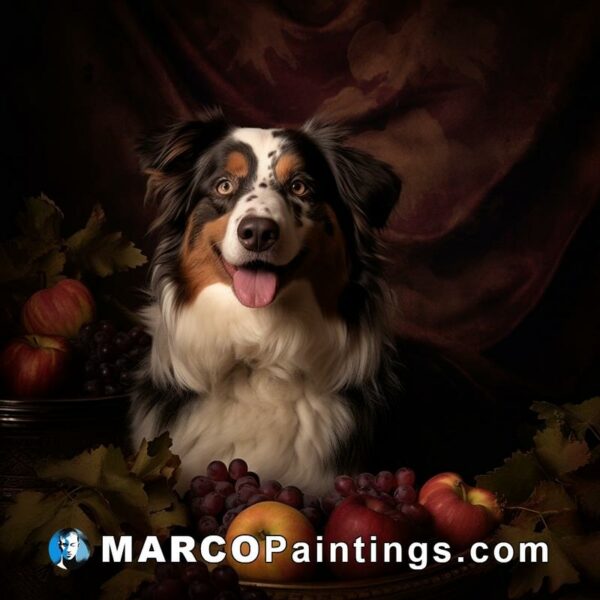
<box><xmin>131</xmin><ymin>280</ymin><xmax>382</xmax><ymax>495</ymax></box>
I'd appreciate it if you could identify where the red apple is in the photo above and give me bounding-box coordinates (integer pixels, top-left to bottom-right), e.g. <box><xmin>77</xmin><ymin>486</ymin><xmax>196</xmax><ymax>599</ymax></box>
<box><xmin>323</xmin><ymin>494</ymin><xmax>414</xmax><ymax>579</ymax></box>
<box><xmin>0</xmin><ymin>335</ymin><xmax>71</xmax><ymax>397</ymax></box>
<box><xmin>418</xmin><ymin>472</ymin><xmax>502</xmax><ymax>549</ymax></box>
<box><xmin>21</xmin><ymin>279</ymin><xmax>95</xmax><ymax>338</ymax></box>
<box><xmin>225</xmin><ymin>501</ymin><xmax>317</xmax><ymax>582</ymax></box>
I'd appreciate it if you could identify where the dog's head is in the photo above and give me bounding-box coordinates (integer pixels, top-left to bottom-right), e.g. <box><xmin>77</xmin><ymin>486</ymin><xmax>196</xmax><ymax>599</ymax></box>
<box><xmin>139</xmin><ymin>109</ymin><xmax>400</xmax><ymax>318</ymax></box>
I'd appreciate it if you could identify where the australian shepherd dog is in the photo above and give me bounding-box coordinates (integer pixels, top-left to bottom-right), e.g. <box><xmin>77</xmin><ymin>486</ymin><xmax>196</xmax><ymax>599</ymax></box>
<box><xmin>129</xmin><ymin>109</ymin><xmax>402</xmax><ymax>495</ymax></box>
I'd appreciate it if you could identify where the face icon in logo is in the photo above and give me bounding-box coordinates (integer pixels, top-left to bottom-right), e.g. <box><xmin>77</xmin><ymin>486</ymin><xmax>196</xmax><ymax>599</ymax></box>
<box><xmin>48</xmin><ymin>528</ymin><xmax>91</xmax><ymax>571</ymax></box>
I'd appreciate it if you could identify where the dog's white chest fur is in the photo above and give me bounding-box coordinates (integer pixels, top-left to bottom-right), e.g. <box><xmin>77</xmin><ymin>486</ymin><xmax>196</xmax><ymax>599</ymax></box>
<box><xmin>131</xmin><ymin>281</ymin><xmax>380</xmax><ymax>495</ymax></box>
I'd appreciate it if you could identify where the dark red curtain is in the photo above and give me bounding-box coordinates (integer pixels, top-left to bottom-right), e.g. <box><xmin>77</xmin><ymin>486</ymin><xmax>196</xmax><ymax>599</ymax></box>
<box><xmin>5</xmin><ymin>1</ymin><xmax>600</xmax><ymax>422</ymax></box>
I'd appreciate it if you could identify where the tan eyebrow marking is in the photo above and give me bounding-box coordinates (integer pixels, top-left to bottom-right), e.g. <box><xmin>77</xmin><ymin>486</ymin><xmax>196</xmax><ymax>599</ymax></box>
<box><xmin>225</xmin><ymin>151</ymin><xmax>249</xmax><ymax>178</ymax></box>
<box><xmin>274</xmin><ymin>153</ymin><xmax>303</xmax><ymax>183</ymax></box>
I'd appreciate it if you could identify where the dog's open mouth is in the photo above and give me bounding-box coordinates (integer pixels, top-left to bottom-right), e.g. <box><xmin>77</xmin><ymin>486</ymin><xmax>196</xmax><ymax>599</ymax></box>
<box><xmin>218</xmin><ymin>251</ymin><xmax>306</xmax><ymax>308</ymax></box>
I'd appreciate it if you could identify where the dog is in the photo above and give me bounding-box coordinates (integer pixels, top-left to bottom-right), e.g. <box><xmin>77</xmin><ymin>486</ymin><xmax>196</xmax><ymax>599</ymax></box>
<box><xmin>129</xmin><ymin>108</ymin><xmax>403</xmax><ymax>495</ymax></box>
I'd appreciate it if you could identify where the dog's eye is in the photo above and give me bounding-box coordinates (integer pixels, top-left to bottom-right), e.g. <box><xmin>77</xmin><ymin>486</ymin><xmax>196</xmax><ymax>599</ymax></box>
<box><xmin>216</xmin><ymin>179</ymin><xmax>234</xmax><ymax>195</ymax></box>
<box><xmin>290</xmin><ymin>179</ymin><xmax>308</xmax><ymax>196</ymax></box>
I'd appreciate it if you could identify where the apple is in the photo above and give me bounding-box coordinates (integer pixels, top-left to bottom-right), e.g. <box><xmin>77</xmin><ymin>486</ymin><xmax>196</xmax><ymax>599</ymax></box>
<box><xmin>225</xmin><ymin>501</ymin><xmax>316</xmax><ymax>582</ymax></box>
<box><xmin>418</xmin><ymin>472</ymin><xmax>502</xmax><ymax>549</ymax></box>
<box><xmin>21</xmin><ymin>279</ymin><xmax>95</xmax><ymax>338</ymax></box>
<box><xmin>0</xmin><ymin>334</ymin><xmax>71</xmax><ymax>397</ymax></box>
<box><xmin>323</xmin><ymin>494</ymin><xmax>414</xmax><ymax>579</ymax></box>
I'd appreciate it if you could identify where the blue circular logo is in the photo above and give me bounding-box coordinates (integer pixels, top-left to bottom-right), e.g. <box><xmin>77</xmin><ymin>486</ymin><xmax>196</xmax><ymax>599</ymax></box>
<box><xmin>48</xmin><ymin>528</ymin><xmax>91</xmax><ymax>571</ymax></box>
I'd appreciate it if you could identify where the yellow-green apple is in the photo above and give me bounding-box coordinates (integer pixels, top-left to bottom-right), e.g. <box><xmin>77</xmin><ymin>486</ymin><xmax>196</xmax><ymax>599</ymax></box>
<box><xmin>323</xmin><ymin>495</ymin><xmax>414</xmax><ymax>579</ymax></box>
<box><xmin>22</xmin><ymin>279</ymin><xmax>95</xmax><ymax>338</ymax></box>
<box><xmin>0</xmin><ymin>335</ymin><xmax>71</xmax><ymax>397</ymax></box>
<box><xmin>225</xmin><ymin>501</ymin><xmax>316</xmax><ymax>582</ymax></box>
<box><xmin>418</xmin><ymin>472</ymin><xmax>502</xmax><ymax>549</ymax></box>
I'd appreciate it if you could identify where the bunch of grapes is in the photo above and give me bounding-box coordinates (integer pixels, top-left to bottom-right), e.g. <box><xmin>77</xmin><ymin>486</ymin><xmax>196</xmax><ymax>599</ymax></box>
<box><xmin>74</xmin><ymin>320</ymin><xmax>150</xmax><ymax>396</ymax></box>
<box><xmin>328</xmin><ymin>468</ymin><xmax>432</xmax><ymax>534</ymax></box>
<box><xmin>186</xmin><ymin>458</ymin><xmax>326</xmax><ymax>539</ymax></box>
<box><xmin>135</xmin><ymin>562</ymin><xmax>268</xmax><ymax>600</ymax></box>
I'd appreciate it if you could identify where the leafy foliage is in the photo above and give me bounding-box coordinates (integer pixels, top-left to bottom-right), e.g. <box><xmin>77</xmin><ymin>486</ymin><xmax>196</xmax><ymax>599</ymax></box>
<box><xmin>477</xmin><ymin>397</ymin><xmax>600</xmax><ymax>598</ymax></box>
<box><xmin>0</xmin><ymin>433</ymin><xmax>187</xmax><ymax>565</ymax></box>
<box><xmin>0</xmin><ymin>194</ymin><xmax>146</xmax><ymax>334</ymax></box>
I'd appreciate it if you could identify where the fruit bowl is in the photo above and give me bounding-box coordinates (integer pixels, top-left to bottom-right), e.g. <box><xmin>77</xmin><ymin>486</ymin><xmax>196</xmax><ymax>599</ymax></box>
<box><xmin>0</xmin><ymin>393</ymin><xmax>131</xmax><ymax>510</ymax></box>
<box><xmin>239</xmin><ymin>547</ymin><xmax>504</xmax><ymax>600</ymax></box>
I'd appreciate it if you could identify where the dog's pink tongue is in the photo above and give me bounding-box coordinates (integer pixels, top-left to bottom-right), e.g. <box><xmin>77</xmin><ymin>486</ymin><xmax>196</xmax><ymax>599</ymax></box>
<box><xmin>232</xmin><ymin>268</ymin><xmax>278</xmax><ymax>308</ymax></box>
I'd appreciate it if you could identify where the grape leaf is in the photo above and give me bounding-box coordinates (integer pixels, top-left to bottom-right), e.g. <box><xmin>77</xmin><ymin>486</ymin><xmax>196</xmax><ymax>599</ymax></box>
<box><xmin>29</xmin><ymin>500</ymin><xmax>100</xmax><ymax>564</ymax></box>
<box><xmin>76</xmin><ymin>489</ymin><xmax>124</xmax><ymax>537</ymax></box>
<box><xmin>496</xmin><ymin>524</ymin><xmax>580</xmax><ymax>598</ymax></box>
<box><xmin>532</xmin><ymin>397</ymin><xmax>600</xmax><ymax>440</ymax></box>
<box><xmin>559</xmin><ymin>533</ymin><xmax>600</xmax><ymax>583</ymax></box>
<box><xmin>16</xmin><ymin>194</ymin><xmax>63</xmax><ymax>246</ymax></box>
<box><xmin>563</xmin><ymin>459</ymin><xmax>600</xmax><ymax>520</ymax></box>
<box><xmin>475</xmin><ymin>451</ymin><xmax>545</xmax><ymax>504</ymax></box>
<box><xmin>0</xmin><ymin>491</ymin><xmax>67</xmax><ymax>556</ymax></box>
<box><xmin>534</xmin><ymin>425</ymin><xmax>590</xmax><ymax>476</ymax></box>
<box><xmin>148</xmin><ymin>497</ymin><xmax>189</xmax><ymax>533</ymax></box>
<box><xmin>33</xmin><ymin>248</ymin><xmax>66</xmax><ymax>287</ymax></box>
<box><xmin>523</xmin><ymin>481</ymin><xmax>576</xmax><ymax>514</ymax></box>
<box><xmin>38</xmin><ymin>445</ymin><xmax>150</xmax><ymax>532</ymax></box>
<box><xmin>65</xmin><ymin>204</ymin><xmax>147</xmax><ymax>278</ymax></box>
<box><xmin>130</xmin><ymin>432</ymin><xmax>180</xmax><ymax>484</ymax></box>
<box><xmin>99</xmin><ymin>566</ymin><xmax>154</xmax><ymax>600</ymax></box>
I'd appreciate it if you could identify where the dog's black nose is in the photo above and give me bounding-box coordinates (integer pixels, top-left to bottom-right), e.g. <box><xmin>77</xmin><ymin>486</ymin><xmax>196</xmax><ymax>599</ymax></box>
<box><xmin>237</xmin><ymin>216</ymin><xmax>279</xmax><ymax>252</ymax></box>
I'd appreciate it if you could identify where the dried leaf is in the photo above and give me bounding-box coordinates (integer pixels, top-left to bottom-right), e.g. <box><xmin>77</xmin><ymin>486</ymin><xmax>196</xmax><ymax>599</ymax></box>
<box><xmin>534</xmin><ymin>425</ymin><xmax>590</xmax><ymax>476</ymax></box>
<box><xmin>38</xmin><ymin>445</ymin><xmax>150</xmax><ymax>532</ymax></box>
<box><xmin>563</xmin><ymin>459</ymin><xmax>600</xmax><ymax>520</ymax></box>
<box><xmin>0</xmin><ymin>491</ymin><xmax>66</xmax><ymax>556</ymax></box>
<box><xmin>497</xmin><ymin>524</ymin><xmax>580</xmax><ymax>598</ymax></box>
<box><xmin>560</xmin><ymin>533</ymin><xmax>600</xmax><ymax>583</ymax></box>
<box><xmin>66</xmin><ymin>204</ymin><xmax>147</xmax><ymax>277</ymax></box>
<box><xmin>475</xmin><ymin>451</ymin><xmax>545</xmax><ymax>504</ymax></box>
<box><xmin>16</xmin><ymin>194</ymin><xmax>63</xmax><ymax>246</ymax></box>
<box><xmin>130</xmin><ymin>432</ymin><xmax>180</xmax><ymax>484</ymax></box>
<box><xmin>533</xmin><ymin>397</ymin><xmax>600</xmax><ymax>440</ymax></box>
<box><xmin>99</xmin><ymin>566</ymin><xmax>154</xmax><ymax>600</ymax></box>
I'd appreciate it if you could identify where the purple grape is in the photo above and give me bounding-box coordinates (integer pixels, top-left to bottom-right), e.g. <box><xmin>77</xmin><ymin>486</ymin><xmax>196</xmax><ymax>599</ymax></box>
<box><xmin>120</xmin><ymin>370</ymin><xmax>134</xmax><ymax>387</ymax></box>
<box><xmin>303</xmin><ymin>494</ymin><xmax>320</xmax><ymax>509</ymax></box>
<box><xmin>395</xmin><ymin>467</ymin><xmax>416</xmax><ymax>487</ymax></box>
<box><xmin>235</xmin><ymin>476</ymin><xmax>259</xmax><ymax>492</ymax></box>
<box><xmin>98</xmin><ymin>342</ymin><xmax>115</xmax><ymax>361</ymax></box>
<box><xmin>246</xmin><ymin>471</ymin><xmax>260</xmax><ymax>485</ymax></box>
<box><xmin>83</xmin><ymin>379</ymin><xmax>102</xmax><ymax>396</ymax></box>
<box><xmin>103</xmin><ymin>383</ymin><xmax>122</xmax><ymax>396</ymax></box>
<box><xmin>211</xmin><ymin>565</ymin><xmax>239</xmax><ymax>591</ymax></box>
<box><xmin>228</xmin><ymin>458</ymin><xmax>248</xmax><ymax>480</ymax></box>
<box><xmin>334</xmin><ymin>475</ymin><xmax>356</xmax><ymax>496</ymax></box>
<box><xmin>276</xmin><ymin>486</ymin><xmax>303</xmax><ymax>509</ymax></box>
<box><xmin>93</xmin><ymin>330</ymin><xmax>110</xmax><ymax>345</ymax></box>
<box><xmin>155</xmin><ymin>562</ymin><xmax>181</xmax><ymax>581</ymax></box>
<box><xmin>376</xmin><ymin>471</ymin><xmax>396</xmax><ymax>493</ymax></box>
<box><xmin>394</xmin><ymin>484</ymin><xmax>417</xmax><ymax>504</ymax></box>
<box><xmin>191</xmin><ymin>476</ymin><xmax>215</xmax><ymax>497</ymax></box>
<box><xmin>401</xmin><ymin>502</ymin><xmax>432</xmax><ymax>527</ymax></box>
<box><xmin>259</xmin><ymin>480</ymin><xmax>282</xmax><ymax>499</ymax></box>
<box><xmin>152</xmin><ymin>578</ymin><xmax>186</xmax><ymax>600</ymax></box>
<box><xmin>114</xmin><ymin>331</ymin><xmax>132</xmax><ymax>353</ymax></box>
<box><xmin>181</xmin><ymin>562</ymin><xmax>209</xmax><ymax>584</ymax></box>
<box><xmin>214</xmin><ymin>481</ymin><xmax>235</xmax><ymax>497</ymax></box>
<box><xmin>238</xmin><ymin>485</ymin><xmax>259</xmax><ymax>503</ymax></box>
<box><xmin>190</xmin><ymin>497</ymin><xmax>205</xmax><ymax>519</ymax></box>
<box><xmin>197</xmin><ymin>515</ymin><xmax>219</xmax><ymax>537</ymax></box>
<box><xmin>224</xmin><ymin>493</ymin><xmax>241</xmax><ymax>510</ymax></box>
<box><xmin>99</xmin><ymin>362</ymin><xmax>116</xmax><ymax>381</ymax></box>
<box><xmin>320</xmin><ymin>492</ymin><xmax>342</xmax><ymax>514</ymax></box>
<box><xmin>98</xmin><ymin>320</ymin><xmax>117</xmax><ymax>336</ymax></box>
<box><xmin>207</xmin><ymin>461</ymin><xmax>230</xmax><ymax>482</ymax></box>
<box><xmin>222</xmin><ymin>505</ymin><xmax>245</xmax><ymax>528</ymax></box>
<box><xmin>188</xmin><ymin>580</ymin><xmax>217</xmax><ymax>599</ymax></box>
<box><xmin>301</xmin><ymin>507</ymin><xmax>323</xmax><ymax>529</ymax></box>
<box><xmin>202</xmin><ymin>492</ymin><xmax>225</xmax><ymax>516</ymax></box>
<box><xmin>129</xmin><ymin>325</ymin><xmax>144</xmax><ymax>340</ymax></box>
<box><xmin>247</xmin><ymin>493</ymin><xmax>269</xmax><ymax>506</ymax></box>
<box><xmin>84</xmin><ymin>360</ymin><xmax>99</xmax><ymax>378</ymax></box>
<box><xmin>356</xmin><ymin>472</ymin><xmax>375</xmax><ymax>489</ymax></box>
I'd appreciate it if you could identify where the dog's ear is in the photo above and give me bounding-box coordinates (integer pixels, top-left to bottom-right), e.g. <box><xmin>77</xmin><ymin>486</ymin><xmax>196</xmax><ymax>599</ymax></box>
<box><xmin>138</xmin><ymin>107</ymin><xmax>228</xmax><ymax>178</ymax></box>
<box><xmin>137</xmin><ymin>108</ymin><xmax>228</xmax><ymax>227</ymax></box>
<box><xmin>302</xmin><ymin>120</ymin><xmax>401</xmax><ymax>230</ymax></box>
